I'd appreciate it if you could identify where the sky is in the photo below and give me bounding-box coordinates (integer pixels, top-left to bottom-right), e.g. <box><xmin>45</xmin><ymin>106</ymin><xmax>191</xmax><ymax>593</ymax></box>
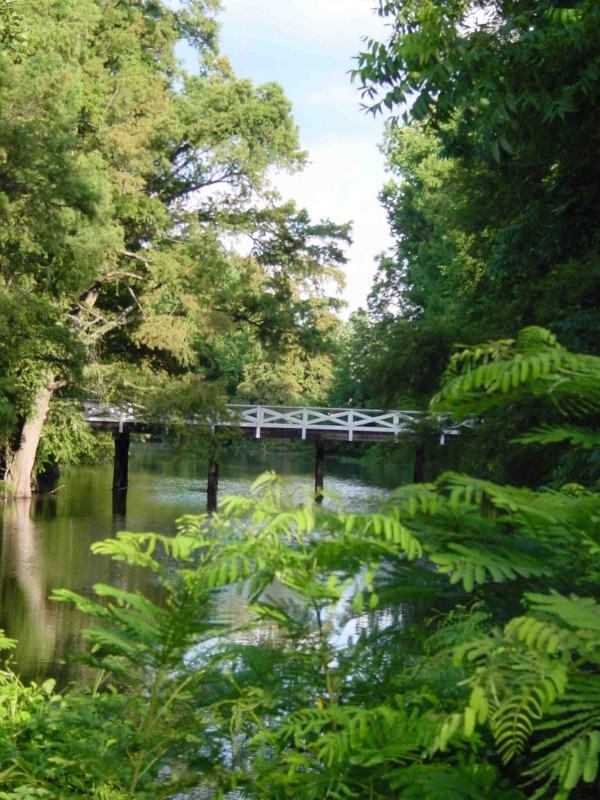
<box><xmin>216</xmin><ymin>0</ymin><xmax>394</xmax><ymax>313</ymax></box>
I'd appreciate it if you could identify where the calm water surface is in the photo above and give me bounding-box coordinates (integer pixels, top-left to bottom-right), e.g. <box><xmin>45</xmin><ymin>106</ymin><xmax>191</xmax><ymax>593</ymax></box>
<box><xmin>0</xmin><ymin>444</ymin><xmax>411</xmax><ymax>681</ymax></box>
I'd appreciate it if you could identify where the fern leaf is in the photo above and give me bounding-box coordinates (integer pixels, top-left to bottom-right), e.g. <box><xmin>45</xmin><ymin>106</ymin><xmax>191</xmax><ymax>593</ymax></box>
<box><xmin>491</xmin><ymin>692</ymin><xmax>545</xmax><ymax>762</ymax></box>
<box><xmin>505</xmin><ymin>615</ymin><xmax>577</xmax><ymax>656</ymax></box>
<box><xmin>431</xmin><ymin>543</ymin><xmax>549</xmax><ymax>591</ymax></box>
<box><xmin>431</xmin><ymin>327</ymin><xmax>600</xmax><ymax>422</ymax></box>
<box><xmin>516</xmin><ymin>425</ymin><xmax>600</xmax><ymax>448</ymax></box>
<box><xmin>525</xmin><ymin>593</ymin><xmax>600</xmax><ymax>636</ymax></box>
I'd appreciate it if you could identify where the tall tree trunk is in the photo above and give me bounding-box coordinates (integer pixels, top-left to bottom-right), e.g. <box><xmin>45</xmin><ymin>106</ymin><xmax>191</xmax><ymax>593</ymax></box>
<box><xmin>3</xmin><ymin>280</ymin><xmax>104</xmax><ymax>500</ymax></box>
<box><xmin>4</xmin><ymin>376</ymin><xmax>56</xmax><ymax>499</ymax></box>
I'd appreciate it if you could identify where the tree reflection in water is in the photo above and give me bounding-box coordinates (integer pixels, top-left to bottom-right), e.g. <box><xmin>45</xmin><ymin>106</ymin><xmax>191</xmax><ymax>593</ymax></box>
<box><xmin>0</xmin><ymin>499</ymin><xmax>60</xmax><ymax>679</ymax></box>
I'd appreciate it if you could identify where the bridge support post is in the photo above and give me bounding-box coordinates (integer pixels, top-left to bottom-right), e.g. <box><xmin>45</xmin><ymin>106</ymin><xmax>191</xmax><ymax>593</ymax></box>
<box><xmin>315</xmin><ymin>441</ymin><xmax>325</xmax><ymax>504</ymax></box>
<box><xmin>112</xmin><ymin>486</ymin><xmax>127</xmax><ymax>518</ymax></box>
<box><xmin>413</xmin><ymin>445</ymin><xmax>426</xmax><ymax>484</ymax></box>
<box><xmin>112</xmin><ymin>430</ymin><xmax>130</xmax><ymax>492</ymax></box>
<box><xmin>112</xmin><ymin>430</ymin><xmax>130</xmax><ymax>516</ymax></box>
<box><xmin>207</xmin><ymin>449</ymin><xmax>219</xmax><ymax>513</ymax></box>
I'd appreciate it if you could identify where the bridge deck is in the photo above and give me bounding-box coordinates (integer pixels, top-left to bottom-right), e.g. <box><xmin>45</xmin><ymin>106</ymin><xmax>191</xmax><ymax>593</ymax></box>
<box><xmin>83</xmin><ymin>402</ymin><xmax>432</xmax><ymax>443</ymax></box>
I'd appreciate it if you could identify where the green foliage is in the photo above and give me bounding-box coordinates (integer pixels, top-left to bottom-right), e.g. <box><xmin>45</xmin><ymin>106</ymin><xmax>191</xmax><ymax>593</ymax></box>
<box><xmin>329</xmin><ymin>310</ymin><xmax>379</xmax><ymax>407</ymax></box>
<box><xmin>0</xmin><ymin>627</ymin><xmax>16</xmax><ymax>652</ymax></box>
<box><xmin>1</xmin><ymin>328</ymin><xmax>598</xmax><ymax>798</ymax></box>
<box><xmin>0</xmin><ymin>0</ymin><xmax>26</xmax><ymax>55</ymax></box>
<box><xmin>236</xmin><ymin>348</ymin><xmax>336</xmax><ymax>405</ymax></box>
<box><xmin>0</xmin><ymin>0</ymin><xmax>350</xmax><ymax>493</ymax></box>
<box><xmin>370</xmin><ymin>124</ymin><xmax>478</xmax><ymax>323</ymax></box>
<box><xmin>36</xmin><ymin>399</ymin><xmax>111</xmax><ymax>474</ymax></box>
<box><xmin>356</xmin><ymin>1</ymin><xmax>600</xmax><ymax>161</ymax></box>
<box><xmin>432</xmin><ymin>327</ymin><xmax>600</xmax><ymax>476</ymax></box>
<box><xmin>348</xmin><ymin>2</ymin><xmax>600</xmax><ymax>487</ymax></box>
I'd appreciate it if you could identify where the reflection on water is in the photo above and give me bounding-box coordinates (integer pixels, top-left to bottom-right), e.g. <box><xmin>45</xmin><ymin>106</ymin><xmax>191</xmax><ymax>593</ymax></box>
<box><xmin>0</xmin><ymin>444</ymin><xmax>411</xmax><ymax>681</ymax></box>
<box><xmin>1</xmin><ymin>499</ymin><xmax>59</xmax><ymax>672</ymax></box>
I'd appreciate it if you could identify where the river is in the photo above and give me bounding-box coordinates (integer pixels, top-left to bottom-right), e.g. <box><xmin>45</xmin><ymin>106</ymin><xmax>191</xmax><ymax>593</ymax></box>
<box><xmin>0</xmin><ymin>443</ymin><xmax>411</xmax><ymax>682</ymax></box>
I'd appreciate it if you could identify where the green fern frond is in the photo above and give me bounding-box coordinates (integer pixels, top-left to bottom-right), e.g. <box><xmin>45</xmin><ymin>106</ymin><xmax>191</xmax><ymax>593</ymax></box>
<box><xmin>431</xmin><ymin>711</ymin><xmax>467</xmax><ymax>753</ymax></box>
<box><xmin>388</xmin><ymin>756</ymin><xmax>523</xmax><ymax>800</ymax></box>
<box><xmin>435</xmin><ymin>472</ymin><xmax>564</xmax><ymax>523</ymax></box>
<box><xmin>524</xmin><ymin>593</ymin><xmax>600</xmax><ymax>651</ymax></box>
<box><xmin>526</xmin><ymin>728</ymin><xmax>600</xmax><ymax>795</ymax></box>
<box><xmin>271</xmin><ymin>704</ymin><xmax>428</xmax><ymax>770</ymax></box>
<box><xmin>0</xmin><ymin>629</ymin><xmax>17</xmax><ymax>652</ymax></box>
<box><xmin>431</xmin><ymin>326</ymin><xmax>600</xmax><ymax>421</ymax></box>
<box><xmin>428</xmin><ymin>605</ymin><xmax>492</xmax><ymax>655</ymax></box>
<box><xmin>492</xmin><ymin>692</ymin><xmax>545</xmax><ymax>762</ymax></box>
<box><xmin>347</xmin><ymin>509</ymin><xmax>423</xmax><ymax>559</ymax></box>
<box><xmin>431</xmin><ymin>544</ymin><xmax>550</xmax><ymax>591</ymax></box>
<box><xmin>533</xmin><ymin>706</ymin><xmax>600</xmax><ymax>753</ymax></box>
<box><xmin>452</xmin><ymin>635</ymin><xmax>496</xmax><ymax>667</ymax></box>
<box><xmin>250</xmin><ymin>470</ymin><xmax>282</xmax><ymax>494</ymax></box>
<box><xmin>392</xmin><ymin>483</ymin><xmax>442</xmax><ymax>516</ymax></box>
<box><xmin>516</xmin><ymin>425</ymin><xmax>600</xmax><ymax>448</ymax></box>
<box><xmin>449</xmin><ymin>644</ymin><xmax>570</xmax><ymax>763</ymax></box>
<box><xmin>91</xmin><ymin>531</ymin><xmax>202</xmax><ymax>566</ymax></box>
<box><xmin>516</xmin><ymin>327</ymin><xmax>559</xmax><ymax>351</ymax></box>
<box><xmin>51</xmin><ymin>588</ymin><xmax>115</xmax><ymax>622</ymax></box>
<box><xmin>199</xmin><ymin>554</ymin><xmax>255</xmax><ymax>591</ymax></box>
<box><xmin>504</xmin><ymin>616</ymin><xmax>578</xmax><ymax>656</ymax></box>
<box><xmin>454</xmin><ymin>592</ymin><xmax>600</xmax><ymax>797</ymax></box>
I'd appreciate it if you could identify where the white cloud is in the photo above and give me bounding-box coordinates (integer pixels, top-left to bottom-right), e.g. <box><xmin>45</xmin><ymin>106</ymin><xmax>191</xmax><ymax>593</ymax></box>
<box><xmin>273</xmin><ymin>137</ymin><xmax>393</xmax><ymax>314</ymax></box>
<box><xmin>222</xmin><ymin>0</ymin><xmax>382</xmax><ymax>31</ymax></box>
<box><xmin>217</xmin><ymin>0</ymin><xmax>393</xmax><ymax>313</ymax></box>
<box><xmin>220</xmin><ymin>0</ymin><xmax>387</xmax><ymax>71</ymax></box>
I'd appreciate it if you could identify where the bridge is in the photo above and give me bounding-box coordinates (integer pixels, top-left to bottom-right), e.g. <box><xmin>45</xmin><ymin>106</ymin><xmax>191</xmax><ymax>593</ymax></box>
<box><xmin>84</xmin><ymin>402</ymin><xmax>432</xmax><ymax>442</ymax></box>
<box><xmin>82</xmin><ymin>402</ymin><xmax>456</xmax><ymax>512</ymax></box>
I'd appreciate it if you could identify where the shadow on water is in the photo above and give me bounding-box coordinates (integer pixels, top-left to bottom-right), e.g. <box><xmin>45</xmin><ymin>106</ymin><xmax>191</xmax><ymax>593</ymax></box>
<box><xmin>0</xmin><ymin>444</ymin><xmax>412</xmax><ymax>682</ymax></box>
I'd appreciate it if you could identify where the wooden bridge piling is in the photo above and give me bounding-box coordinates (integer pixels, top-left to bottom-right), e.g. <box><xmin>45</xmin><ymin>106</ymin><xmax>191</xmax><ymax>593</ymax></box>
<box><xmin>315</xmin><ymin>441</ymin><xmax>325</xmax><ymax>504</ymax></box>
<box><xmin>112</xmin><ymin>430</ymin><xmax>130</xmax><ymax>493</ymax></box>
<box><xmin>112</xmin><ymin>485</ymin><xmax>127</xmax><ymax>517</ymax></box>
<box><xmin>413</xmin><ymin>445</ymin><xmax>426</xmax><ymax>484</ymax></box>
<box><xmin>111</xmin><ymin>430</ymin><xmax>130</xmax><ymax>516</ymax></box>
<box><xmin>207</xmin><ymin>450</ymin><xmax>219</xmax><ymax>513</ymax></box>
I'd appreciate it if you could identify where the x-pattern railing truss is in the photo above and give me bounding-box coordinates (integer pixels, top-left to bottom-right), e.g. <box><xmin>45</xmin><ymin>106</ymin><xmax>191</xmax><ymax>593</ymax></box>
<box><xmin>83</xmin><ymin>402</ymin><xmax>458</xmax><ymax>441</ymax></box>
<box><xmin>226</xmin><ymin>404</ymin><xmax>423</xmax><ymax>441</ymax></box>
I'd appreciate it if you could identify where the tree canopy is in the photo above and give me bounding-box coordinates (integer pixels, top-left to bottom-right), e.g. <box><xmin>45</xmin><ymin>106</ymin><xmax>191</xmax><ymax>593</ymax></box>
<box><xmin>0</xmin><ymin>0</ymin><xmax>349</xmax><ymax>495</ymax></box>
<box><xmin>331</xmin><ymin>0</ymin><xmax>600</xmax><ymax>483</ymax></box>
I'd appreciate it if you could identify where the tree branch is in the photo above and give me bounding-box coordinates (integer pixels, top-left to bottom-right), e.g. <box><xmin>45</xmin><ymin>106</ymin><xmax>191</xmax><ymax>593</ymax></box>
<box><xmin>121</xmin><ymin>251</ymin><xmax>150</xmax><ymax>268</ymax></box>
<box><xmin>127</xmin><ymin>286</ymin><xmax>146</xmax><ymax>318</ymax></box>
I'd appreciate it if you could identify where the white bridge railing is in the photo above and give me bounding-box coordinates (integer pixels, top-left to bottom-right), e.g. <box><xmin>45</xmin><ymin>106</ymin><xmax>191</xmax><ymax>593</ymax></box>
<box><xmin>226</xmin><ymin>404</ymin><xmax>423</xmax><ymax>441</ymax></box>
<box><xmin>82</xmin><ymin>401</ymin><xmax>437</xmax><ymax>441</ymax></box>
<box><xmin>83</xmin><ymin>401</ymin><xmax>142</xmax><ymax>433</ymax></box>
